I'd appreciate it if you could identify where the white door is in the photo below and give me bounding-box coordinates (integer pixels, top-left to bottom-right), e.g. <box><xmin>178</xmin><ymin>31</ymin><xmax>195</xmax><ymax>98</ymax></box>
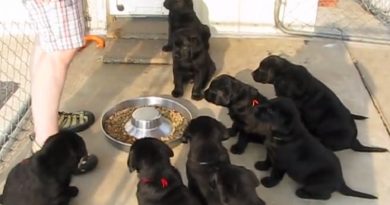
<box><xmin>109</xmin><ymin>0</ymin><xmax>168</xmax><ymax>16</ymax></box>
<box><xmin>107</xmin><ymin>0</ymin><xmax>318</xmax><ymax>35</ymax></box>
<box><xmin>197</xmin><ymin>0</ymin><xmax>277</xmax><ymax>35</ymax></box>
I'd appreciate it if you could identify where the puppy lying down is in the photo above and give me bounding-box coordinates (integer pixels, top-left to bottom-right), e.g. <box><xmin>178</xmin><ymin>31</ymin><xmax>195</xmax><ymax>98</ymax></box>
<box><xmin>0</xmin><ymin>131</ymin><xmax>88</xmax><ymax>205</ymax></box>
<box><xmin>128</xmin><ymin>137</ymin><xmax>201</xmax><ymax>205</ymax></box>
<box><xmin>255</xmin><ymin>97</ymin><xmax>377</xmax><ymax>200</ymax></box>
<box><xmin>252</xmin><ymin>55</ymin><xmax>387</xmax><ymax>153</ymax></box>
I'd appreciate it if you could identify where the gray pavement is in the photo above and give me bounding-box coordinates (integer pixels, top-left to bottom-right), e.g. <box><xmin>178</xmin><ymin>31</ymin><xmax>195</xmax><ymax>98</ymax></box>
<box><xmin>57</xmin><ymin>37</ymin><xmax>390</xmax><ymax>205</ymax></box>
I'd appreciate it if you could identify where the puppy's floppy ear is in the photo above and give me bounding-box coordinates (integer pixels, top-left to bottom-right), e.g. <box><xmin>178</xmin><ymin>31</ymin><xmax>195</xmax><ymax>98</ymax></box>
<box><xmin>268</xmin><ymin>55</ymin><xmax>287</xmax><ymax>68</ymax></box>
<box><xmin>254</xmin><ymin>105</ymin><xmax>273</xmax><ymax>125</ymax></box>
<box><xmin>216</xmin><ymin>76</ymin><xmax>234</xmax><ymax>105</ymax></box>
<box><xmin>285</xmin><ymin>83</ymin><xmax>303</xmax><ymax>98</ymax></box>
<box><xmin>184</xmin><ymin>0</ymin><xmax>194</xmax><ymax>8</ymax></box>
<box><xmin>200</xmin><ymin>24</ymin><xmax>211</xmax><ymax>41</ymax></box>
<box><xmin>181</xmin><ymin>133</ymin><xmax>190</xmax><ymax>143</ymax></box>
<box><xmin>181</xmin><ymin>127</ymin><xmax>191</xmax><ymax>143</ymax></box>
<box><xmin>243</xmin><ymin>168</ymin><xmax>260</xmax><ymax>188</ymax></box>
<box><xmin>271</xmin><ymin>108</ymin><xmax>294</xmax><ymax>135</ymax></box>
<box><xmin>278</xmin><ymin>119</ymin><xmax>294</xmax><ymax>135</ymax></box>
<box><xmin>227</xmin><ymin>77</ymin><xmax>243</xmax><ymax>101</ymax></box>
<box><xmin>278</xmin><ymin>66</ymin><xmax>308</xmax><ymax>97</ymax></box>
<box><xmin>217</xmin><ymin>122</ymin><xmax>229</xmax><ymax>141</ymax></box>
<box><xmin>161</xmin><ymin>142</ymin><xmax>174</xmax><ymax>158</ymax></box>
<box><xmin>127</xmin><ymin>147</ymin><xmax>136</xmax><ymax>173</ymax></box>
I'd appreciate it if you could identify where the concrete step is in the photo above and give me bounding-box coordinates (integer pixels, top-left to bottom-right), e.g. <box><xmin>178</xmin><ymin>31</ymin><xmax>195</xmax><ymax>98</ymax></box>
<box><xmin>102</xmin><ymin>38</ymin><xmax>172</xmax><ymax>65</ymax></box>
<box><xmin>107</xmin><ymin>17</ymin><xmax>168</xmax><ymax>40</ymax></box>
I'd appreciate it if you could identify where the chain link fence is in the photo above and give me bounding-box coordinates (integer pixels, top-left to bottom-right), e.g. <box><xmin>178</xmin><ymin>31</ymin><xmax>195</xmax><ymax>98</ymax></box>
<box><xmin>0</xmin><ymin>1</ymin><xmax>96</xmax><ymax>175</ymax></box>
<box><xmin>361</xmin><ymin>0</ymin><xmax>390</xmax><ymax>24</ymax></box>
<box><xmin>0</xmin><ymin>20</ymin><xmax>34</xmax><ymax>166</ymax></box>
<box><xmin>275</xmin><ymin>0</ymin><xmax>390</xmax><ymax>44</ymax></box>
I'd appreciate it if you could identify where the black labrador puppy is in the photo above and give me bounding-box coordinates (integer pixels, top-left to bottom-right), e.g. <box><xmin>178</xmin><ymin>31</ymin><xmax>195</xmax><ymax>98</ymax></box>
<box><xmin>163</xmin><ymin>0</ymin><xmax>210</xmax><ymax>52</ymax></box>
<box><xmin>128</xmin><ymin>138</ymin><xmax>201</xmax><ymax>205</ymax></box>
<box><xmin>255</xmin><ymin>97</ymin><xmax>377</xmax><ymax>200</ymax></box>
<box><xmin>0</xmin><ymin>131</ymin><xmax>88</xmax><ymax>205</ymax></box>
<box><xmin>213</xmin><ymin>164</ymin><xmax>266</xmax><ymax>205</ymax></box>
<box><xmin>252</xmin><ymin>55</ymin><xmax>387</xmax><ymax>152</ymax></box>
<box><xmin>171</xmin><ymin>26</ymin><xmax>215</xmax><ymax>100</ymax></box>
<box><xmin>204</xmin><ymin>74</ymin><xmax>270</xmax><ymax>154</ymax></box>
<box><xmin>182</xmin><ymin>116</ymin><xmax>230</xmax><ymax>205</ymax></box>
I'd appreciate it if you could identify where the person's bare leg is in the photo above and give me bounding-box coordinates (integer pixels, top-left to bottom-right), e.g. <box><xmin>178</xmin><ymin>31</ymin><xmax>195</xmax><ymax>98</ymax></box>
<box><xmin>31</xmin><ymin>43</ymin><xmax>78</xmax><ymax>146</ymax></box>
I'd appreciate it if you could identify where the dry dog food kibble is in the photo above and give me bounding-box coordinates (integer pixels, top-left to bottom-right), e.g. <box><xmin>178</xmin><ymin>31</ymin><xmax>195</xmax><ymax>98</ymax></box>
<box><xmin>104</xmin><ymin>106</ymin><xmax>189</xmax><ymax>144</ymax></box>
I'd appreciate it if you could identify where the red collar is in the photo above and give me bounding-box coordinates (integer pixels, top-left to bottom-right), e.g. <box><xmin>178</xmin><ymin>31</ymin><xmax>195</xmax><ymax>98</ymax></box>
<box><xmin>251</xmin><ymin>99</ymin><xmax>260</xmax><ymax>107</ymax></box>
<box><xmin>140</xmin><ymin>177</ymin><xmax>169</xmax><ymax>188</ymax></box>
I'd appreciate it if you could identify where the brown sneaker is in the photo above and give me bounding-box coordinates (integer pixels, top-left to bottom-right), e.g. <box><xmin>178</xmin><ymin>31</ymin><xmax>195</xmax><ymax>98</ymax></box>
<box><xmin>59</xmin><ymin>111</ymin><xmax>95</xmax><ymax>132</ymax></box>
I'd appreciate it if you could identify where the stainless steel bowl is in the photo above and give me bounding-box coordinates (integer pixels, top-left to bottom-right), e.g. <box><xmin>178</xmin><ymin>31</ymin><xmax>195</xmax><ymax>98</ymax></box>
<box><xmin>101</xmin><ymin>96</ymin><xmax>192</xmax><ymax>151</ymax></box>
<box><xmin>125</xmin><ymin>106</ymin><xmax>173</xmax><ymax>139</ymax></box>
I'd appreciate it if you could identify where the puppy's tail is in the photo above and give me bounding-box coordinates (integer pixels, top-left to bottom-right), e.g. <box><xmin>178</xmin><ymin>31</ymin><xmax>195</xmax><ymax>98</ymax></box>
<box><xmin>351</xmin><ymin>140</ymin><xmax>388</xmax><ymax>152</ymax></box>
<box><xmin>339</xmin><ymin>182</ymin><xmax>377</xmax><ymax>199</ymax></box>
<box><xmin>351</xmin><ymin>114</ymin><xmax>368</xmax><ymax>120</ymax></box>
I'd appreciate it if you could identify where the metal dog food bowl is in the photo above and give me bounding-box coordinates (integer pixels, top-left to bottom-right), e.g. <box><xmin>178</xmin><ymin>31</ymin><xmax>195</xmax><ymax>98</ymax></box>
<box><xmin>101</xmin><ymin>96</ymin><xmax>192</xmax><ymax>151</ymax></box>
<box><xmin>125</xmin><ymin>106</ymin><xmax>173</xmax><ymax>139</ymax></box>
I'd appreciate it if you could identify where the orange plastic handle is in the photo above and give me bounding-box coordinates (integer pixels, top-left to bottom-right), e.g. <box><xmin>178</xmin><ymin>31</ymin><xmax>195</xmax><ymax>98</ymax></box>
<box><xmin>84</xmin><ymin>35</ymin><xmax>105</xmax><ymax>48</ymax></box>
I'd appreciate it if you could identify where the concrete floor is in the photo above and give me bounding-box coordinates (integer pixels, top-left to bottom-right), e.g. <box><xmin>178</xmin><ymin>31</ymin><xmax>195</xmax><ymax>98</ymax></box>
<box><xmin>58</xmin><ymin>37</ymin><xmax>390</xmax><ymax>205</ymax></box>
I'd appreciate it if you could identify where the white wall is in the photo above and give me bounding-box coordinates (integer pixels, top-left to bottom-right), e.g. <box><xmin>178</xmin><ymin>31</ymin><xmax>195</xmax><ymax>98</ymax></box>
<box><xmin>107</xmin><ymin>0</ymin><xmax>282</xmax><ymax>35</ymax></box>
<box><xmin>195</xmin><ymin>0</ymin><xmax>280</xmax><ymax>35</ymax></box>
<box><xmin>0</xmin><ymin>0</ymin><xmax>320</xmax><ymax>36</ymax></box>
<box><xmin>84</xmin><ymin>0</ymin><xmax>108</xmax><ymax>35</ymax></box>
<box><xmin>106</xmin><ymin>0</ymin><xmax>319</xmax><ymax>36</ymax></box>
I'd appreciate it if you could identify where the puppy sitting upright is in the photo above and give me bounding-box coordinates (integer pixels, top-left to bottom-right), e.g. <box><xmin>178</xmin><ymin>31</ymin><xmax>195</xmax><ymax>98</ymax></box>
<box><xmin>171</xmin><ymin>26</ymin><xmax>215</xmax><ymax>100</ymax></box>
<box><xmin>162</xmin><ymin>0</ymin><xmax>210</xmax><ymax>52</ymax></box>
<box><xmin>213</xmin><ymin>164</ymin><xmax>266</xmax><ymax>205</ymax></box>
<box><xmin>182</xmin><ymin>116</ymin><xmax>230</xmax><ymax>205</ymax></box>
<box><xmin>128</xmin><ymin>138</ymin><xmax>201</xmax><ymax>205</ymax></box>
<box><xmin>255</xmin><ymin>97</ymin><xmax>377</xmax><ymax>200</ymax></box>
<box><xmin>252</xmin><ymin>55</ymin><xmax>387</xmax><ymax>152</ymax></box>
<box><xmin>204</xmin><ymin>74</ymin><xmax>270</xmax><ymax>154</ymax></box>
<box><xmin>0</xmin><ymin>131</ymin><xmax>88</xmax><ymax>205</ymax></box>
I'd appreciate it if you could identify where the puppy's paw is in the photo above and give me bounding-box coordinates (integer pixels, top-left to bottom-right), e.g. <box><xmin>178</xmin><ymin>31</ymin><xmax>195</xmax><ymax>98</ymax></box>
<box><xmin>230</xmin><ymin>144</ymin><xmax>245</xmax><ymax>155</ymax></box>
<box><xmin>254</xmin><ymin>161</ymin><xmax>271</xmax><ymax>171</ymax></box>
<box><xmin>171</xmin><ymin>89</ymin><xmax>184</xmax><ymax>98</ymax></box>
<box><xmin>227</xmin><ymin>128</ymin><xmax>238</xmax><ymax>137</ymax></box>
<box><xmin>295</xmin><ymin>189</ymin><xmax>310</xmax><ymax>199</ymax></box>
<box><xmin>162</xmin><ymin>44</ymin><xmax>173</xmax><ymax>52</ymax></box>
<box><xmin>191</xmin><ymin>92</ymin><xmax>203</xmax><ymax>101</ymax></box>
<box><xmin>261</xmin><ymin>177</ymin><xmax>279</xmax><ymax>188</ymax></box>
<box><xmin>67</xmin><ymin>186</ymin><xmax>79</xmax><ymax>197</ymax></box>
